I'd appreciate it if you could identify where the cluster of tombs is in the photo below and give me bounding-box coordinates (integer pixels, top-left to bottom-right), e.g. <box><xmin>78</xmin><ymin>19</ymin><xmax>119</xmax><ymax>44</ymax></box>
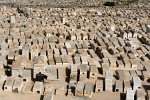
<box><xmin>0</xmin><ymin>6</ymin><xmax>149</xmax><ymax>100</ymax></box>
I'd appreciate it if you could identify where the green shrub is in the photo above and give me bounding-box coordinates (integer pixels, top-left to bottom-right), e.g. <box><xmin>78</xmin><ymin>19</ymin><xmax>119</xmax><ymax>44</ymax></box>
<box><xmin>103</xmin><ymin>2</ymin><xmax>115</xmax><ymax>6</ymax></box>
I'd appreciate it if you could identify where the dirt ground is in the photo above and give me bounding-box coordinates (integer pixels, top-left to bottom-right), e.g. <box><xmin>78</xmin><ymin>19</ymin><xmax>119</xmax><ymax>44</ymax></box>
<box><xmin>0</xmin><ymin>92</ymin><xmax>41</xmax><ymax>100</ymax></box>
<box><xmin>0</xmin><ymin>91</ymin><xmax>122</xmax><ymax>100</ymax></box>
<box><xmin>92</xmin><ymin>92</ymin><xmax>122</xmax><ymax>100</ymax></box>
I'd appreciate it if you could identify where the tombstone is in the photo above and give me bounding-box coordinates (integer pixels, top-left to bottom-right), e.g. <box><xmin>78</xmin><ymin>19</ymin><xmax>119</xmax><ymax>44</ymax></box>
<box><xmin>80</xmin><ymin>64</ymin><xmax>88</xmax><ymax>82</ymax></box>
<box><xmin>70</xmin><ymin>42</ymin><xmax>77</xmax><ymax>49</ymax></box>
<box><xmin>11</xmin><ymin>60</ymin><xmax>22</xmax><ymax>77</ymax></box>
<box><xmin>68</xmin><ymin>83</ymin><xmax>76</xmax><ymax>96</ymax></box>
<box><xmin>141</xmin><ymin>46</ymin><xmax>149</xmax><ymax>55</ymax></box>
<box><xmin>123</xmin><ymin>59</ymin><xmax>131</xmax><ymax>68</ymax></box>
<box><xmin>4</xmin><ymin>77</ymin><xmax>14</xmax><ymax>92</ymax></box>
<box><xmin>84</xmin><ymin>82</ymin><xmax>94</xmax><ymax>98</ymax></box>
<box><xmin>46</xmin><ymin>66</ymin><xmax>58</xmax><ymax>80</ymax></box>
<box><xmin>61</xmin><ymin>56</ymin><xmax>68</xmax><ymax>65</ymax></box>
<box><xmin>109</xmin><ymin>58</ymin><xmax>117</xmax><ymax>68</ymax></box>
<box><xmin>105</xmin><ymin>71</ymin><xmax>113</xmax><ymax>91</ymax></box>
<box><xmin>95</xmin><ymin>79</ymin><xmax>103</xmax><ymax>92</ymax></box>
<box><xmin>81</xmin><ymin>43</ymin><xmax>88</xmax><ymax>50</ymax></box>
<box><xmin>10</xmin><ymin>16</ymin><xmax>16</xmax><ymax>23</ymax></box>
<box><xmin>117</xmin><ymin>70</ymin><xmax>126</xmax><ymax>81</ymax></box>
<box><xmin>102</xmin><ymin>51</ymin><xmax>112</xmax><ymax>58</ymax></box>
<box><xmin>22</xmin><ymin>81</ymin><xmax>34</xmax><ymax>93</ymax></box>
<box><xmin>124</xmin><ymin>80</ymin><xmax>132</xmax><ymax>93</ymax></box>
<box><xmin>54</xmin><ymin>49</ymin><xmax>60</xmax><ymax>55</ymax></box>
<box><xmin>2</xmin><ymin>6</ymin><xmax>6</xmax><ymax>12</ymax></box>
<box><xmin>62</xmin><ymin>17</ymin><xmax>68</xmax><ymax>24</ymax></box>
<box><xmin>33</xmin><ymin>81</ymin><xmax>44</xmax><ymax>94</ymax></box>
<box><xmin>128</xmin><ymin>32</ymin><xmax>133</xmax><ymax>38</ymax></box>
<box><xmin>48</xmin><ymin>56</ymin><xmax>55</xmax><ymax>65</ymax></box>
<box><xmin>12</xmin><ymin>78</ymin><xmax>24</xmax><ymax>93</ymax></box>
<box><xmin>22</xmin><ymin>44</ymin><xmax>30</xmax><ymax>59</ymax></box>
<box><xmin>102</xmin><ymin>58</ymin><xmax>109</xmax><ymax>65</ymax></box>
<box><xmin>54</xmin><ymin>56</ymin><xmax>62</xmax><ymax>65</ymax></box>
<box><xmin>105</xmin><ymin>41</ymin><xmax>113</xmax><ymax>48</ymax></box>
<box><xmin>133</xmin><ymin>32</ymin><xmax>138</xmax><ymax>38</ymax></box>
<box><xmin>94</xmin><ymin>60</ymin><xmax>101</xmax><ymax>67</ymax></box>
<box><xmin>67</xmin><ymin>55</ymin><xmax>73</xmax><ymax>64</ymax></box>
<box><xmin>67</xmin><ymin>48</ymin><xmax>74</xmax><ymax>55</ymax></box>
<box><xmin>33</xmin><ymin>65</ymin><xmax>46</xmax><ymax>79</ymax></box>
<box><xmin>88</xmin><ymin>49</ymin><xmax>97</xmax><ymax>58</ymax></box>
<box><xmin>141</xmin><ymin>56</ymin><xmax>149</xmax><ymax>62</ymax></box>
<box><xmin>89</xmin><ymin>65</ymin><xmax>98</xmax><ymax>79</ymax></box>
<box><xmin>88</xmin><ymin>58</ymin><xmax>95</xmax><ymax>66</ymax></box>
<box><xmin>70</xmin><ymin>64</ymin><xmax>77</xmax><ymax>83</ymax></box>
<box><xmin>126</xmin><ymin>89</ymin><xmax>134</xmax><ymax>100</ymax></box>
<box><xmin>70</xmin><ymin>33</ymin><xmax>76</xmax><ymax>40</ymax></box>
<box><xmin>110</xmin><ymin>25</ymin><xmax>115</xmax><ymax>32</ymax></box>
<box><xmin>38</xmin><ymin>38</ymin><xmax>44</xmax><ymax>47</ymax></box>
<box><xmin>81</xmin><ymin>33</ymin><xmax>88</xmax><ymax>40</ymax></box>
<box><xmin>40</xmin><ymin>50</ymin><xmax>47</xmax><ymax>62</ymax></box>
<box><xmin>8</xmin><ymin>51</ymin><xmax>15</xmax><ymax>61</ymax></box>
<box><xmin>115</xmin><ymin>80</ymin><xmax>123</xmax><ymax>92</ymax></box>
<box><xmin>117</xmin><ymin>47</ymin><xmax>125</xmax><ymax>54</ymax></box>
<box><xmin>58</xmin><ymin>67</ymin><xmax>66</xmax><ymax>81</ymax></box>
<box><xmin>50</xmin><ymin>43</ymin><xmax>56</xmax><ymax>49</ymax></box>
<box><xmin>117</xmin><ymin>60</ymin><xmax>124</xmax><ymax>68</ymax></box>
<box><xmin>22</xmin><ymin>69</ymin><xmax>32</xmax><ymax>81</ymax></box>
<box><xmin>136</xmin><ymin>89</ymin><xmax>146</xmax><ymax>100</ymax></box>
<box><xmin>118</xmin><ymin>38</ymin><xmax>126</xmax><ymax>46</ymax></box>
<box><xmin>102</xmin><ymin>63</ymin><xmax>109</xmax><ymax>74</ymax></box>
<box><xmin>46</xmin><ymin>30</ymin><xmax>52</xmax><ymax>37</ymax></box>
<box><xmin>130</xmin><ymin>48</ymin><xmax>139</xmax><ymax>57</ymax></box>
<box><xmin>76</xmin><ymin>33</ymin><xmax>81</xmax><ymax>40</ymax></box>
<box><xmin>61</xmin><ymin>48</ymin><xmax>67</xmax><ymax>55</ymax></box>
<box><xmin>55</xmin><ymin>82</ymin><xmax>67</xmax><ymax>95</ymax></box>
<box><xmin>96</xmin><ymin>10</ymin><xmax>102</xmax><ymax>15</ymax></box>
<box><xmin>67</xmin><ymin>89</ymin><xmax>74</xmax><ymax>96</ymax></box>
<box><xmin>43</xmin><ymin>92</ymin><xmax>54</xmax><ymax>100</ymax></box>
<box><xmin>75</xmin><ymin>81</ymin><xmax>85</xmax><ymax>96</ymax></box>
<box><xmin>124</xmin><ymin>70</ymin><xmax>132</xmax><ymax>81</ymax></box>
<box><xmin>132</xmin><ymin>76</ymin><xmax>141</xmax><ymax>92</ymax></box>
<box><xmin>91</xmin><ymin>43</ymin><xmax>99</xmax><ymax>51</ymax></box>
<box><xmin>74</xmin><ymin>56</ymin><xmax>81</xmax><ymax>65</ymax></box>
<box><xmin>30</xmin><ymin>45</ymin><xmax>39</xmax><ymax>60</ymax></box>
<box><xmin>76</xmin><ymin>43</ymin><xmax>82</xmax><ymax>49</ymax></box>
<box><xmin>130</xmin><ymin>70</ymin><xmax>138</xmax><ymax>77</ymax></box>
